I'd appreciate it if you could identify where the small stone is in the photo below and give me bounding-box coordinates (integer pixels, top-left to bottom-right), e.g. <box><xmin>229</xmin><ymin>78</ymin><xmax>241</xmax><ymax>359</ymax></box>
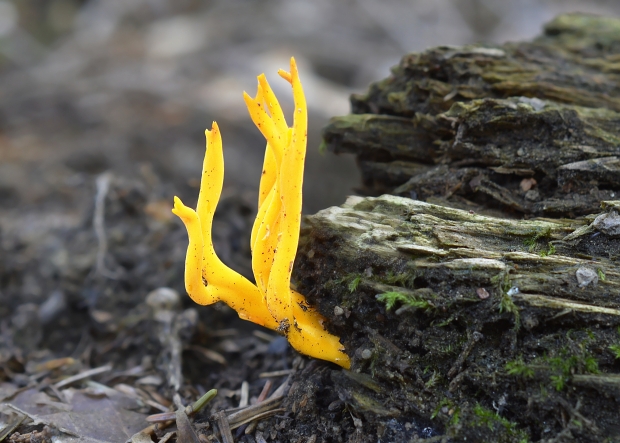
<box><xmin>520</xmin><ymin>177</ymin><xmax>537</xmax><ymax>192</ymax></box>
<box><xmin>525</xmin><ymin>189</ymin><xmax>540</xmax><ymax>201</ymax></box>
<box><xmin>328</xmin><ymin>400</ymin><xmax>343</xmax><ymax>411</ymax></box>
<box><xmin>90</xmin><ymin>310</ymin><xmax>113</xmax><ymax>323</ymax></box>
<box><xmin>361</xmin><ymin>349</ymin><xmax>373</xmax><ymax>360</ymax></box>
<box><xmin>352</xmin><ymin>416</ymin><xmax>363</xmax><ymax>428</ymax></box>
<box><xmin>476</xmin><ymin>288</ymin><xmax>490</xmax><ymax>299</ymax></box>
<box><xmin>334</xmin><ymin>306</ymin><xmax>344</xmax><ymax>316</ymax></box>
<box><xmin>576</xmin><ymin>267</ymin><xmax>598</xmax><ymax>288</ymax></box>
<box><xmin>592</xmin><ymin>211</ymin><xmax>620</xmax><ymax>237</ymax></box>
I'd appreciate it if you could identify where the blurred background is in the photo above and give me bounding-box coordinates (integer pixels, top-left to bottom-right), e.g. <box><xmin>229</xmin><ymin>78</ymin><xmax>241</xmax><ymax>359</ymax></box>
<box><xmin>1</xmin><ymin>0</ymin><xmax>620</xmax><ymax>230</ymax></box>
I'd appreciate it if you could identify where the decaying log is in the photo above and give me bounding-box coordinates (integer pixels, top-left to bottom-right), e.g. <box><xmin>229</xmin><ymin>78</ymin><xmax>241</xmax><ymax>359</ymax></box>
<box><xmin>293</xmin><ymin>195</ymin><xmax>620</xmax><ymax>442</ymax></box>
<box><xmin>305</xmin><ymin>195</ymin><xmax>620</xmax><ymax>315</ymax></box>
<box><xmin>322</xmin><ymin>13</ymin><xmax>620</xmax><ymax>217</ymax></box>
<box><xmin>284</xmin><ymin>13</ymin><xmax>620</xmax><ymax>443</ymax></box>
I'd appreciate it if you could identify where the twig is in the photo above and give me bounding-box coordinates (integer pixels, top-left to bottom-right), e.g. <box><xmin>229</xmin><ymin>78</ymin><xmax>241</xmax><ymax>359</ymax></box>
<box><xmin>556</xmin><ymin>397</ymin><xmax>600</xmax><ymax>435</ymax></box>
<box><xmin>0</xmin><ymin>411</ymin><xmax>26</xmax><ymax>441</ymax></box>
<box><xmin>257</xmin><ymin>380</ymin><xmax>272</xmax><ymax>403</ymax></box>
<box><xmin>240</xmin><ymin>380</ymin><xmax>272</xmax><ymax>436</ymax></box>
<box><xmin>448</xmin><ymin>331</ymin><xmax>483</xmax><ymax>379</ymax></box>
<box><xmin>259</xmin><ymin>369</ymin><xmax>293</xmax><ymax>378</ymax></box>
<box><xmin>226</xmin><ymin>396</ymin><xmax>284</xmax><ymax>429</ymax></box>
<box><xmin>54</xmin><ymin>364</ymin><xmax>113</xmax><ymax>389</ymax></box>
<box><xmin>513</xmin><ymin>293</ymin><xmax>620</xmax><ymax>316</ymax></box>
<box><xmin>231</xmin><ymin>408</ymin><xmax>285</xmax><ymax>431</ymax></box>
<box><xmin>93</xmin><ymin>172</ymin><xmax>117</xmax><ymax>279</ymax></box>
<box><xmin>267</xmin><ymin>376</ymin><xmax>291</xmax><ymax>400</ymax></box>
<box><xmin>239</xmin><ymin>381</ymin><xmax>249</xmax><ymax>408</ymax></box>
<box><xmin>187</xmin><ymin>345</ymin><xmax>227</xmax><ymax>365</ymax></box>
<box><xmin>146</xmin><ymin>389</ymin><xmax>218</xmax><ymax>423</ymax></box>
<box><xmin>217</xmin><ymin>411</ymin><xmax>234</xmax><ymax>443</ymax></box>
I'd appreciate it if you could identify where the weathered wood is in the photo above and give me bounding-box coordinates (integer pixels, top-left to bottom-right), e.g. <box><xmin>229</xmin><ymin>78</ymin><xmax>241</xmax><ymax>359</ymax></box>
<box><xmin>322</xmin><ymin>13</ymin><xmax>620</xmax><ymax>217</ymax></box>
<box><xmin>303</xmin><ymin>194</ymin><xmax>620</xmax><ymax>313</ymax></box>
<box><xmin>294</xmin><ymin>195</ymin><xmax>620</xmax><ymax>442</ymax></box>
<box><xmin>289</xmin><ymin>13</ymin><xmax>620</xmax><ymax>443</ymax></box>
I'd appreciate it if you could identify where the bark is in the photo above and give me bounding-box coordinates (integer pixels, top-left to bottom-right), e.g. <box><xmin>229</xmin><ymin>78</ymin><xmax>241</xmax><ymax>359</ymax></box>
<box><xmin>284</xmin><ymin>13</ymin><xmax>620</xmax><ymax>443</ymax></box>
<box><xmin>322</xmin><ymin>13</ymin><xmax>620</xmax><ymax>218</ymax></box>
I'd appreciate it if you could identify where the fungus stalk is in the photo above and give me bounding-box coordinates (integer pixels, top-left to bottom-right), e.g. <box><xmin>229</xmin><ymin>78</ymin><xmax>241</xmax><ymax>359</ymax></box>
<box><xmin>172</xmin><ymin>58</ymin><xmax>350</xmax><ymax>368</ymax></box>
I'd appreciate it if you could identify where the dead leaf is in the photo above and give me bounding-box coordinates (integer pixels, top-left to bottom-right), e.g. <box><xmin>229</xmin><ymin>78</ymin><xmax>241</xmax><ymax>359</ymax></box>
<box><xmin>4</xmin><ymin>387</ymin><xmax>147</xmax><ymax>443</ymax></box>
<box><xmin>176</xmin><ymin>408</ymin><xmax>201</xmax><ymax>443</ymax></box>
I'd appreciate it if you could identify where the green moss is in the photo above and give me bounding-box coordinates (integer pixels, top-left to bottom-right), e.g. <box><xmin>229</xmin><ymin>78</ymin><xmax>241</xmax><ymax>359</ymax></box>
<box><xmin>506</xmin><ymin>337</ymin><xmax>600</xmax><ymax>391</ymax></box>
<box><xmin>348</xmin><ymin>275</ymin><xmax>361</xmax><ymax>293</ymax></box>
<box><xmin>424</xmin><ymin>370</ymin><xmax>440</xmax><ymax>390</ymax></box>
<box><xmin>523</xmin><ymin>237</ymin><xmax>536</xmax><ymax>252</ymax></box>
<box><xmin>431</xmin><ymin>397</ymin><xmax>455</xmax><ymax>420</ymax></box>
<box><xmin>472</xmin><ymin>404</ymin><xmax>527</xmax><ymax>440</ymax></box>
<box><xmin>493</xmin><ymin>269</ymin><xmax>521</xmax><ymax>329</ymax></box>
<box><xmin>523</xmin><ymin>227</ymin><xmax>551</xmax><ymax>253</ymax></box>
<box><xmin>435</xmin><ymin>315</ymin><xmax>456</xmax><ymax>327</ymax></box>
<box><xmin>449</xmin><ymin>407</ymin><xmax>461</xmax><ymax>426</ymax></box>
<box><xmin>610</xmin><ymin>326</ymin><xmax>620</xmax><ymax>358</ymax></box>
<box><xmin>499</xmin><ymin>292</ymin><xmax>521</xmax><ymax>329</ymax></box>
<box><xmin>438</xmin><ymin>342</ymin><xmax>457</xmax><ymax>355</ymax></box>
<box><xmin>499</xmin><ymin>293</ymin><xmax>518</xmax><ymax>314</ymax></box>
<box><xmin>490</xmin><ymin>273</ymin><xmax>503</xmax><ymax>286</ymax></box>
<box><xmin>598</xmin><ymin>268</ymin><xmax>606</xmax><ymax>281</ymax></box>
<box><xmin>544</xmin><ymin>345</ymin><xmax>599</xmax><ymax>390</ymax></box>
<box><xmin>549</xmin><ymin>374</ymin><xmax>568</xmax><ymax>391</ymax></box>
<box><xmin>368</xmin><ymin>351</ymin><xmax>382</xmax><ymax>378</ymax></box>
<box><xmin>584</xmin><ymin>355</ymin><xmax>600</xmax><ymax>373</ymax></box>
<box><xmin>335</xmin><ymin>273</ymin><xmax>362</xmax><ymax>293</ymax></box>
<box><xmin>381</xmin><ymin>270</ymin><xmax>417</xmax><ymax>288</ymax></box>
<box><xmin>492</xmin><ymin>271</ymin><xmax>513</xmax><ymax>293</ymax></box>
<box><xmin>505</xmin><ymin>358</ymin><xmax>535</xmax><ymax>378</ymax></box>
<box><xmin>539</xmin><ymin>384</ymin><xmax>548</xmax><ymax>400</ymax></box>
<box><xmin>376</xmin><ymin>291</ymin><xmax>432</xmax><ymax>311</ymax></box>
<box><xmin>539</xmin><ymin>242</ymin><xmax>556</xmax><ymax>257</ymax></box>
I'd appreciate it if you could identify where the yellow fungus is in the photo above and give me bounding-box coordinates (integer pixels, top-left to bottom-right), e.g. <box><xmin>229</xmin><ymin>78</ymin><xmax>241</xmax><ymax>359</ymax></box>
<box><xmin>172</xmin><ymin>58</ymin><xmax>350</xmax><ymax>368</ymax></box>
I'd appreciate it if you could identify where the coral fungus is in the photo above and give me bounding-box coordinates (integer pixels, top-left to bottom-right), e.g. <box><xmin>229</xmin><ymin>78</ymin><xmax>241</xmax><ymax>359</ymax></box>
<box><xmin>173</xmin><ymin>58</ymin><xmax>349</xmax><ymax>368</ymax></box>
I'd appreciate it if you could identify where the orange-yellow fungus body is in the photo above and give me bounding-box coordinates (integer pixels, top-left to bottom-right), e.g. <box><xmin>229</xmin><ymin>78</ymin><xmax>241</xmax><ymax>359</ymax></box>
<box><xmin>172</xmin><ymin>58</ymin><xmax>350</xmax><ymax>368</ymax></box>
